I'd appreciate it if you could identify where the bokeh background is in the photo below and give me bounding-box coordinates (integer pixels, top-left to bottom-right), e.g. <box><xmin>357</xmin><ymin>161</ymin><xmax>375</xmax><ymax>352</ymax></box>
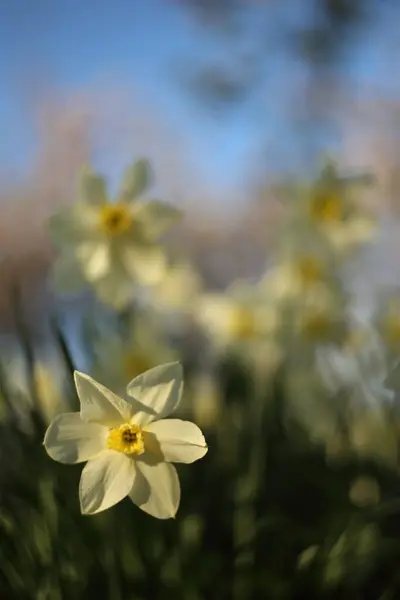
<box><xmin>2</xmin><ymin>1</ymin><xmax>400</xmax><ymax>599</ymax></box>
<box><xmin>2</xmin><ymin>0</ymin><xmax>400</xmax><ymax>330</ymax></box>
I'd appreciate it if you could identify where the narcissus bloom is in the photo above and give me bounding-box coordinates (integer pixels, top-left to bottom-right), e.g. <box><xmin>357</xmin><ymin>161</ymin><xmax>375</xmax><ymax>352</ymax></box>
<box><xmin>196</xmin><ymin>280</ymin><xmax>282</xmax><ymax>374</ymax></box>
<box><xmin>43</xmin><ymin>362</ymin><xmax>208</xmax><ymax>518</ymax></box>
<box><xmin>303</xmin><ymin>163</ymin><xmax>376</xmax><ymax>254</ymax></box>
<box><xmin>49</xmin><ymin>159</ymin><xmax>182</xmax><ymax>309</ymax></box>
<box><xmin>90</xmin><ymin>310</ymin><xmax>176</xmax><ymax>395</ymax></box>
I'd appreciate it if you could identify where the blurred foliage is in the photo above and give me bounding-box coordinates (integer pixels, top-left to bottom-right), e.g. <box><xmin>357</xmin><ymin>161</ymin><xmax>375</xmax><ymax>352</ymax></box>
<box><xmin>176</xmin><ymin>0</ymin><xmax>387</xmax><ymax>108</ymax></box>
<box><xmin>2</xmin><ymin>328</ymin><xmax>400</xmax><ymax>599</ymax></box>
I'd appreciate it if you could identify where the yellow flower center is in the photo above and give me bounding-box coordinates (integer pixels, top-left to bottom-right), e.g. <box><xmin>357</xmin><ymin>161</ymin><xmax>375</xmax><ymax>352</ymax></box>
<box><xmin>309</xmin><ymin>190</ymin><xmax>343</xmax><ymax>223</ymax></box>
<box><xmin>123</xmin><ymin>352</ymin><xmax>154</xmax><ymax>381</ymax></box>
<box><xmin>99</xmin><ymin>203</ymin><xmax>133</xmax><ymax>237</ymax></box>
<box><xmin>295</xmin><ymin>257</ymin><xmax>324</xmax><ymax>285</ymax></box>
<box><xmin>107</xmin><ymin>423</ymin><xmax>145</xmax><ymax>455</ymax></box>
<box><xmin>230</xmin><ymin>307</ymin><xmax>256</xmax><ymax>340</ymax></box>
<box><xmin>300</xmin><ymin>312</ymin><xmax>332</xmax><ymax>341</ymax></box>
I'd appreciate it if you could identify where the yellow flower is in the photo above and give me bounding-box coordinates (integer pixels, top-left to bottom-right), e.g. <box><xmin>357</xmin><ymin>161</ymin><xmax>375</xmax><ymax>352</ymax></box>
<box><xmin>44</xmin><ymin>363</ymin><xmax>208</xmax><ymax>518</ymax></box>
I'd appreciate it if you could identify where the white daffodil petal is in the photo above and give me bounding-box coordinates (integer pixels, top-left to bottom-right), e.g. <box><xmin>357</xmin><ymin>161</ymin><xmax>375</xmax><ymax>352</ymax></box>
<box><xmin>77</xmin><ymin>242</ymin><xmax>111</xmax><ymax>282</ymax></box>
<box><xmin>79</xmin><ymin>451</ymin><xmax>136</xmax><ymax>515</ymax></box>
<box><xmin>122</xmin><ymin>243</ymin><xmax>166</xmax><ymax>286</ymax></box>
<box><xmin>79</xmin><ymin>166</ymin><xmax>108</xmax><ymax>206</ymax></box>
<box><xmin>44</xmin><ymin>413</ymin><xmax>107</xmax><ymax>464</ymax></box>
<box><xmin>74</xmin><ymin>371</ymin><xmax>132</xmax><ymax>426</ymax></box>
<box><xmin>94</xmin><ymin>256</ymin><xmax>134</xmax><ymax>310</ymax></box>
<box><xmin>134</xmin><ymin>200</ymin><xmax>182</xmax><ymax>239</ymax></box>
<box><xmin>119</xmin><ymin>159</ymin><xmax>151</xmax><ymax>202</ymax></box>
<box><xmin>144</xmin><ymin>419</ymin><xmax>208</xmax><ymax>463</ymax></box>
<box><xmin>126</xmin><ymin>362</ymin><xmax>183</xmax><ymax>426</ymax></box>
<box><xmin>131</xmin><ymin>458</ymin><xmax>180</xmax><ymax>519</ymax></box>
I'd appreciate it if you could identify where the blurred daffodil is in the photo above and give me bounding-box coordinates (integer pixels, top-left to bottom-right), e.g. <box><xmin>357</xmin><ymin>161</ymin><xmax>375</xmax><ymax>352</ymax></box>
<box><xmin>49</xmin><ymin>159</ymin><xmax>182</xmax><ymax>309</ymax></box>
<box><xmin>303</xmin><ymin>163</ymin><xmax>376</xmax><ymax>254</ymax></box>
<box><xmin>149</xmin><ymin>259</ymin><xmax>203</xmax><ymax>312</ymax></box>
<box><xmin>90</xmin><ymin>310</ymin><xmax>176</xmax><ymax>395</ymax></box>
<box><xmin>44</xmin><ymin>362</ymin><xmax>208</xmax><ymax>518</ymax></box>
<box><xmin>189</xmin><ymin>371</ymin><xmax>223</xmax><ymax>429</ymax></box>
<box><xmin>262</xmin><ymin>217</ymin><xmax>348</xmax><ymax>351</ymax></box>
<box><xmin>280</xmin><ymin>285</ymin><xmax>348</xmax><ymax>354</ymax></box>
<box><xmin>33</xmin><ymin>362</ymin><xmax>68</xmax><ymax>424</ymax></box>
<box><xmin>196</xmin><ymin>280</ymin><xmax>281</xmax><ymax>373</ymax></box>
<box><xmin>197</xmin><ymin>280</ymin><xmax>279</xmax><ymax>346</ymax></box>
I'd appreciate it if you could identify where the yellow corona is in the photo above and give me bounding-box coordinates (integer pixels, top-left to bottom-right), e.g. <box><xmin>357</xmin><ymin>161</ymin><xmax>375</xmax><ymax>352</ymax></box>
<box><xmin>309</xmin><ymin>190</ymin><xmax>343</xmax><ymax>223</ymax></box>
<box><xmin>99</xmin><ymin>203</ymin><xmax>133</xmax><ymax>237</ymax></box>
<box><xmin>107</xmin><ymin>423</ymin><xmax>145</xmax><ymax>455</ymax></box>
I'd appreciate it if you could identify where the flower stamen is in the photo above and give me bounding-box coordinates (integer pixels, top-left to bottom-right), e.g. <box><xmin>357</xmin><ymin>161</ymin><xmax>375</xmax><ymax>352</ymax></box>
<box><xmin>309</xmin><ymin>190</ymin><xmax>343</xmax><ymax>223</ymax></box>
<box><xmin>99</xmin><ymin>203</ymin><xmax>133</xmax><ymax>237</ymax></box>
<box><xmin>107</xmin><ymin>423</ymin><xmax>145</xmax><ymax>455</ymax></box>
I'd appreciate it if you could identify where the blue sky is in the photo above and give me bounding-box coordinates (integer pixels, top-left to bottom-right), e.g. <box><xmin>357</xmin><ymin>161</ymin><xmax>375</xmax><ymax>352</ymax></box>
<box><xmin>0</xmin><ymin>0</ymin><xmax>399</xmax><ymax>202</ymax></box>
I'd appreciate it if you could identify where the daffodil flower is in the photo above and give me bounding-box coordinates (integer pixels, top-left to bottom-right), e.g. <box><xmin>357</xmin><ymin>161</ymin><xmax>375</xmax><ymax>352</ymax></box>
<box><xmin>49</xmin><ymin>159</ymin><xmax>182</xmax><ymax>309</ymax></box>
<box><xmin>303</xmin><ymin>163</ymin><xmax>376</xmax><ymax>254</ymax></box>
<box><xmin>44</xmin><ymin>362</ymin><xmax>208</xmax><ymax>518</ymax></box>
<box><xmin>90</xmin><ymin>311</ymin><xmax>176</xmax><ymax>395</ymax></box>
<box><xmin>197</xmin><ymin>280</ymin><xmax>279</xmax><ymax>347</ymax></box>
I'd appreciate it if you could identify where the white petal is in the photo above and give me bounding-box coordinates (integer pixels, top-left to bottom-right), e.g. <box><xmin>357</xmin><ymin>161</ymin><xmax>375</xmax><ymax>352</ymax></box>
<box><xmin>130</xmin><ymin>458</ymin><xmax>180</xmax><ymax>519</ymax></box>
<box><xmin>79</xmin><ymin>451</ymin><xmax>136</xmax><ymax>515</ymax></box>
<box><xmin>133</xmin><ymin>200</ymin><xmax>182</xmax><ymax>239</ymax></box>
<box><xmin>44</xmin><ymin>413</ymin><xmax>107</xmax><ymax>464</ymax></box>
<box><xmin>77</xmin><ymin>242</ymin><xmax>111</xmax><ymax>282</ymax></box>
<box><xmin>94</xmin><ymin>258</ymin><xmax>134</xmax><ymax>310</ymax></box>
<box><xmin>79</xmin><ymin>165</ymin><xmax>108</xmax><ymax>206</ymax></box>
<box><xmin>121</xmin><ymin>243</ymin><xmax>166</xmax><ymax>285</ymax></box>
<box><xmin>118</xmin><ymin>159</ymin><xmax>151</xmax><ymax>202</ymax></box>
<box><xmin>74</xmin><ymin>371</ymin><xmax>133</xmax><ymax>426</ymax></box>
<box><xmin>144</xmin><ymin>419</ymin><xmax>208</xmax><ymax>463</ymax></box>
<box><xmin>126</xmin><ymin>362</ymin><xmax>183</xmax><ymax>426</ymax></box>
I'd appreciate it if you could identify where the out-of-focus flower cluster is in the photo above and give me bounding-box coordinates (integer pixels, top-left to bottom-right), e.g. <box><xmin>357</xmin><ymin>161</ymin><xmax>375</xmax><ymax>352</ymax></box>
<box><xmin>4</xmin><ymin>157</ymin><xmax>400</xmax><ymax>469</ymax></box>
<box><xmin>3</xmin><ymin>155</ymin><xmax>400</xmax><ymax>596</ymax></box>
